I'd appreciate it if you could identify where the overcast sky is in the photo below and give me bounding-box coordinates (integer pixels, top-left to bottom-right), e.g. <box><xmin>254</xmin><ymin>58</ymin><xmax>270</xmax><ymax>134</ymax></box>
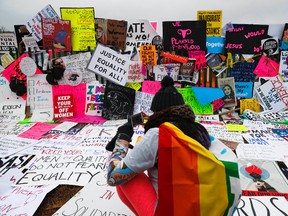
<box><xmin>1</xmin><ymin>0</ymin><xmax>288</xmax><ymax>33</ymax></box>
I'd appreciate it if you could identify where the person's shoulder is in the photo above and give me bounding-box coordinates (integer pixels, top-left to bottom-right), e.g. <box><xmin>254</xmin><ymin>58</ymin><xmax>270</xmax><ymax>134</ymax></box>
<box><xmin>146</xmin><ymin>127</ymin><xmax>159</xmax><ymax>135</ymax></box>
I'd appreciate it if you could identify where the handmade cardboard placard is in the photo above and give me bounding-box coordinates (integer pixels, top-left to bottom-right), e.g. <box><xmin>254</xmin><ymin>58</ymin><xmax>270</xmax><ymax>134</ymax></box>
<box><xmin>87</xmin><ymin>43</ymin><xmax>129</xmax><ymax>86</ymax></box>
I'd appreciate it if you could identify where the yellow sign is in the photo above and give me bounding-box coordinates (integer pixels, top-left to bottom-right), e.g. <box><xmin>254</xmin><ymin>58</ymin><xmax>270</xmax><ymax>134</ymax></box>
<box><xmin>60</xmin><ymin>7</ymin><xmax>96</xmax><ymax>51</ymax></box>
<box><xmin>226</xmin><ymin>124</ymin><xmax>248</xmax><ymax>132</ymax></box>
<box><xmin>240</xmin><ymin>98</ymin><xmax>261</xmax><ymax>114</ymax></box>
<box><xmin>197</xmin><ymin>10</ymin><xmax>222</xmax><ymax>36</ymax></box>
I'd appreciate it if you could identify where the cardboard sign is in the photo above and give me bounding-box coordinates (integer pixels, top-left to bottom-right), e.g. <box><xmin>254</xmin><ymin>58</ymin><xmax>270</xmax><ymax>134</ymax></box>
<box><xmin>107</xmin><ymin>19</ymin><xmax>128</xmax><ymax>51</ymax></box>
<box><xmin>218</xmin><ymin>77</ymin><xmax>237</xmax><ymax>108</ymax></box>
<box><xmin>127</xmin><ymin>60</ymin><xmax>144</xmax><ymax>83</ymax></box>
<box><xmin>235</xmin><ymin>82</ymin><xmax>253</xmax><ymax>98</ymax></box>
<box><xmin>53</xmin><ymin>94</ymin><xmax>74</xmax><ymax>120</ymax></box>
<box><xmin>87</xmin><ymin>44</ymin><xmax>129</xmax><ymax>86</ymax></box>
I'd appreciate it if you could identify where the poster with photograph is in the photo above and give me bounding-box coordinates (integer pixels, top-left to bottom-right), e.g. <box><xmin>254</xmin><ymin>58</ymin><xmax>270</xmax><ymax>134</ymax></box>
<box><xmin>217</xmin><ymin>77</ymin><xmax>237</xmax><ymax>108</ymax></box>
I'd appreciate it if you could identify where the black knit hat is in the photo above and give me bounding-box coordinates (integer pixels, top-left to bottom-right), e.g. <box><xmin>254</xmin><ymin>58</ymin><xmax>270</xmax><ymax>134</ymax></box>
<box><xmin>150</xmin><ymin>76</ymin><xmax>185</xmax><ymax>112</ymax></box>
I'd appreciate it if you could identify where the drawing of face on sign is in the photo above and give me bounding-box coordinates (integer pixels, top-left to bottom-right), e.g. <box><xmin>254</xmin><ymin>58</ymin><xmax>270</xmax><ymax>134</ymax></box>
<box><xmin>63</xmin><ymin>68</ymin><xmax>82</xmax><ymax>86</ymax></box>
<box><xmin>104</xmin><ymin>91</ymin><xmax>133</xmax><ymax>120</ymax></box>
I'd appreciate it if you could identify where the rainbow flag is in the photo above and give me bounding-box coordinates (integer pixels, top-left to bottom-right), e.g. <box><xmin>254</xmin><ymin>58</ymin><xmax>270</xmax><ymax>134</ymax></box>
<box><xmin>155</xmin><ymin>122</ymin><xmax>241</xmax><ymax>216</ymax></box>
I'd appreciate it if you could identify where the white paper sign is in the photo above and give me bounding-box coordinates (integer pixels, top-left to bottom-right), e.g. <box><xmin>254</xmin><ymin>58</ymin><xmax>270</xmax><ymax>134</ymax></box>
<box><xmin>87</xmin><ymin>43</ymin><xmax>129</xmax><ymax>86</ymax></box>
<box><xmin>0</xmin><ymin>184</ymin><xmax>57</xmax><ymax>216</ymax></box>
<box><xmin>233</xmin><ymin>196</ymin><xmax>288</xmax><ymax>216</ymax></box>
<box><xmin>26</xmin><ymin>4</ymin><xmax>59</xmax><ymax>41</ymax></box>
<box><xmin>0</xmin><ymin>135</ymin><xmax>38</xmax><ymax>157</ymax></box>
<box><xmin>15</xmin><ymin>154</ymin><xmax>108</xmax><ymax>186</ymax></box>
<box><xmin>53</xmin><ymin>172</ymin><xmax>134</xmax><ymax>216</ymax></box>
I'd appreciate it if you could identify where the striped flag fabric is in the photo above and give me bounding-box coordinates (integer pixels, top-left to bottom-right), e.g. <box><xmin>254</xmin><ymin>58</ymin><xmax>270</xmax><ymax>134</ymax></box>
<box><xmin>155</xmin><ymin>122</ymin><xmax>241</xmax><ymax>216</ymax></box>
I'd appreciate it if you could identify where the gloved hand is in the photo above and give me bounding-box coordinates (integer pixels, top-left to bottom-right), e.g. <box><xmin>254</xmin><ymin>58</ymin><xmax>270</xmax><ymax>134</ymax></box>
<box><xmin>105</xmin><ymin>122</ymin><xmax>134</xmax><ymax>151</ymax></box>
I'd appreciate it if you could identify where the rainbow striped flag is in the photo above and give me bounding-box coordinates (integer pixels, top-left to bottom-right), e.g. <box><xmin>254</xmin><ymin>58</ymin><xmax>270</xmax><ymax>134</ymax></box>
<box><xmin>155</xmin><ymin>122</ymin><xmax>241</xmax><ymax>216</ymax></box>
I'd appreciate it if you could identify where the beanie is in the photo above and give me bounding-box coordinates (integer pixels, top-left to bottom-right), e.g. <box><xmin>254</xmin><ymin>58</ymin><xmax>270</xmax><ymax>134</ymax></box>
<box><xmin>150</xmin><ymin>76</ymin><xmax>185</xmax><ymax>112</ymax></box>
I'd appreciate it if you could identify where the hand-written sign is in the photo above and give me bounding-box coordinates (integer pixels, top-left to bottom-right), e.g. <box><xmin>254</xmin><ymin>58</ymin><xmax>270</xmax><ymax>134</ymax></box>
<box><xmin>60</xmin><ymin>7</ymin><xmax>96</xmax><ymax>51</ymax></box>
<box><xmin>253</xmin><ymin>55</ymin><xmax>279</xmax><ymax>77</ymax></box>
<box><xmin>107</xmin><ymin>19</ymin><xmax>128</xmax><ymax>51</ymax></box>
<box><xmin>140</xmin><ymin>45</ymin><xmax>157</xmax><ymax>66</ymax></box>
<box><xmin>233</xmin><ymin>196</ymin><xmax>288</xmax><ymax>216</ymax></box>
<box><xmin>53</xmin><ymin>94</ymin><xmax>74</xmax><ymax>120</ymax></box>
<box><xmin>26</xmin><ymin>4</ymin><xmax>59</xmax><ymax>42</ymax></box>
<box><xmin>87</xmin><ymin>44</ymin><xmax>129</xmax><ymax>86</ymax></box>
<box><xmin>85</xmin><ymin>83</ymin><xmax>105</xmax><ymax>116</ymax></box>
<box><xmin>125</xmin><ymin>19</ymin><xmax>158</xmax><ymax>52</ymax></box>
<box><xmin>127</xmin><ymin>60</ymin><xmax>143</xmax><ymax>83</ymax></box>
<box><xmin>0</xmin><ymin>154</ymin><xmax>35</xmax><ymax>176</ymax></box>
<box><xmin>133</xmin><ymin>91</ymin><xmax>154</xmax><ymax>115</ymax></box>
<box><xmin>0</xmin><ymin>184</ymin><xmax>57</xmax><ymax>216</ymax></box>
<box><xmin>53</xmin><ymin>174</ymin><xmax>134</xmax><ymax>215</ymax></box>
<box><xmin>178</xmin><ymin>87</ymin><xmax>213</xmax><ymax>114</ymax></box>
<box><xmin>16</xmin><ymin>154</ymin><xmax>108</xmax><ymax>186</ymax></box>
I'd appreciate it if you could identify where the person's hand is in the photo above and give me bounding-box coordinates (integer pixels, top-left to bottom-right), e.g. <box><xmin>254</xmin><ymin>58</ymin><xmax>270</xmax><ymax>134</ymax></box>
<box><xmin>105</xmin><ymin>122</ymin><xmax>134</xmax><ymax>151</ymax></box>
<box><xmin>117</xmin><ymin>122</ymin><xmax>134</xmax><ymax>142</ymax></box>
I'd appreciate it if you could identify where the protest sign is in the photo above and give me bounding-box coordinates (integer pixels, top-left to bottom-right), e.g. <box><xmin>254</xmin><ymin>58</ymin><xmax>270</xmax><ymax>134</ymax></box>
<box><xmin>15</xmin><ymin>154</ymin><xmax>108</xmax><ymax>186</ymax></box>
<box><xmin>133</xmin><ymin>91</ymin><xmax>154</xmax><ymax>115</ymax></box>
<box><xmin>0</xmin><ymin>184</ymin><xmax>57</xmax><ymax>216</ymax></box>
<box><xmin>233</xmin><ymin>196</ymin><xmax>288</xmax><ymax>215</ymax></box>
<box><xmin>125</xmin><ymin>19</ymin><xmax>158</xmax><ymax>52</ymax></box>
<box><xmin>85</xmin><ymin>83</ymin><xmax>104</xmax><ymax>116</ymax></box>
<box><xmin>26</xmin><ymin>4</ymin><xmax>59</xmax><ymax>42</ymax></box>
<box><xmin>0</xmin><ymin>33</ymin><xmax>17</xmax><ymax>53</ymax></box>
<box><xmin>255</xmin><ymin>76</ymin><xmax>288</xmax><ymax>112</ymax></box>
<box><xmin>60</xmin><ymin>7</ymin><xmax>96</xmax><ymax>51</ymax></box>
<box><xmin>41</xmin><ymin>18</ymin><xmax>72</xmax><ymax>51</ymax></box>
<box><xmin>53</xmin><ymin>173</ymin><xmax>134</xmax><ymax>215</ymax></box>
<box><xmin>53</xmin><ymin>94</ymin><xmax>74</xmax><ymax>120</ymax></box>
<box><xmin>197</xmin><ymin>10</ymin><xmax>222</xmax><ymax>36</ymax></box>
<box><xmin>87</xmin><ymin>44</ymin><xmax>129</xmax><ymax>86</ymax></box>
